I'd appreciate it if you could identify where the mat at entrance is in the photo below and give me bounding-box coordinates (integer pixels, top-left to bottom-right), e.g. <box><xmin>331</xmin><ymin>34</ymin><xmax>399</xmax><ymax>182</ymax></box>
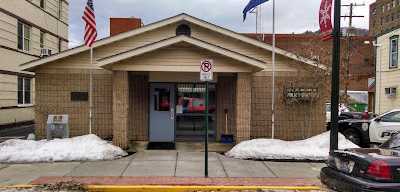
<box><xmin>147</xmin><ymin>142</ymin><xmax>176</xmax><ymax>150</ymax></box>
<box><xmin>30</xmin><ymin>176</ymin><xmax>321</xmax><ymax>187</ymax></box>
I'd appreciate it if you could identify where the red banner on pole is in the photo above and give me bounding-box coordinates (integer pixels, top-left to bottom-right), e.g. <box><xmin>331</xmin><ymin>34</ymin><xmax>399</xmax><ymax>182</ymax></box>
<box><xmin>319</xmin><ymin>0</ymin><xmax>333</xmax><ymax>41</ymax></box>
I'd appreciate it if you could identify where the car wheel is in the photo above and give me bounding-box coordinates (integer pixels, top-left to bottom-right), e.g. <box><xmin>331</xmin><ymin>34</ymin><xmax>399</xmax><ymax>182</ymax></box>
<box><xmin>342</xmin><ymin>129</ymin><xmax>361</xmax><ymax>146</ymax></box>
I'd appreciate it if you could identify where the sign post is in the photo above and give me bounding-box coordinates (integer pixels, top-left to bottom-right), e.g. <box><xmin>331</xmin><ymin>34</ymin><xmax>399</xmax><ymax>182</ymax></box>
<box><xmin>200</xmin><ymin>59</ymin><xmax>213</xmax><ymax>178</ymax></box>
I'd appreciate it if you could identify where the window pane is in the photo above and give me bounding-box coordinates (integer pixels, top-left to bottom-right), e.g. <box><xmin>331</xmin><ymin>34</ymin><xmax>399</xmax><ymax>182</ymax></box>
<box><xmin>24</xmin><ymin>25</ymin><xmax>30</xmax><ymax>38</ymax></box>
<box><xmin>390</xmin><ymin>38</ymin><xmax>398</xmax><ymax>68</ymax></box>
<box><xmin>24</xmin><ymin>78</ymin><xmax>31</xmax><ymax>104</ymax></box>
<box><xmin>24</xmin><ymin>91</ymin><xmax>31</xmax><ymax>104</ymax></box>
<box><xmin>383</xmin><ymin>112</ymin><xmax>400</xmax><ymax>122</ymax></box>
<box><xmin>17</xmin><ymin>22</ymin><xmax>23</xmax><ymax>50</ymax></box>
<box><xmin>17</xmin><ymin>77</ymin><xmax>23</xmax><ymax>104</ymax></box>
<box><xmin>154</xmin><ymin>88</ymin><xmax>170</xmax><ymax>111</ymax></box>
<box><xmin>24</xmin><ymin>39</ymin><xmax>30</xmax><ymax>51</ymax></box>
<box><xmin>18</xmin><ymin>91</ymin><xmax>23</xmax><ymax>104</ymax></box>
<box><xmin>58</xmin><ymin>38</ymin><xmax>62</xmax><ymax>52</ymax></box>
<box><xmin>40</xmin><ymin>32</ymin><xmax>44</xmax><ymax>48</ymax></box>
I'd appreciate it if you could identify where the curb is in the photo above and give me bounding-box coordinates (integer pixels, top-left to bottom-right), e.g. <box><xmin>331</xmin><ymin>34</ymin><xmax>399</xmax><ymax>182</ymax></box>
<box><xmin>0</xmin><ymin>184</ymin><xmax>322</xmax><ymax>192</ymax></box>
<box><xmin>0</xmin><ymin>185</ymin><xmax>36</xmax><ymax>189</ymax></box>
<box><xmin>86</xmin><ymin>185</ymin><xmax>321</xmax><ymax>192</ymax></box>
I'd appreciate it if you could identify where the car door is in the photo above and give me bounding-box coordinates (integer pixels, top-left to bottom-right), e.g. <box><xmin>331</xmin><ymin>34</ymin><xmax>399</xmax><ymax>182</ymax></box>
<box><xmin>369</xmin><ymin>111</ymin><xmax>400</xmax><ymax>144</ymax></box>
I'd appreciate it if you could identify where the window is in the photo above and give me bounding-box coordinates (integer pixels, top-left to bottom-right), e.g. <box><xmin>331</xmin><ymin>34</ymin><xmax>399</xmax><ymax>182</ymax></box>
<box><xmin>58</xmin><ymin>0</ymin><xmax>62</xmax><ymax>19</ymax></box>
<box><xmin>40</xmin><ymin>31</ymin><xmax>45</xmax><ymax>48</ymax></box>
<box><xmin>176</xmin><ymin>24</ymin><xmax>191</xmax><ymax>36</ymax></box>
<box><xmin>18</xmin><ymin>77</ymin><xmax>31</xmax><ymax>105</ymax></box>
<box><xmin>382</xmin><ymin>5</ymin><xmax>385</xmax><ymax>12</ymax></box>
<box><xmin>17</xmin><ymin>21</ymin><xmax>31</xmax><ymax>51</ymax></box>
<box><xmin>40</xmin><ymin>0</ymin><xmax>45</xmax><ymax>9</ymax></box>
<box><xmin>385</xmin><ymin>87</ymin><xmax>397</xmax><ymax>97</ymax></box>
<box><xmin>58</xmin><ymin>38</ymin><xmax>62</xmax><ymax>52</ymax></box>
<box><xmin>154</xmin><ymin>88</ymin><xmax>170</xmax><ymax>111</ymax></box>
<box><xmin>390</xmin><ymin>36</ymin><xmax>399</xmax><ymax>68</ymax></box>
<box><xmin>382</xmin><ymin>111</ymin><xmax>400</xmax><ymax>122</ymax></box>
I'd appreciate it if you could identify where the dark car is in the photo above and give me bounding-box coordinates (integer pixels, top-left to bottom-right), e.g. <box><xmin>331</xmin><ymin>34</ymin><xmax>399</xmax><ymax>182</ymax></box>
<box><xmin>327</xmin><ymin>112</ymin><xmax>376</xmax><ymax>147</ymax></box>
<box><xmin>321</xmin><ymin>134</ymin><xmax>400</xmax><ymax>192</ymax></box>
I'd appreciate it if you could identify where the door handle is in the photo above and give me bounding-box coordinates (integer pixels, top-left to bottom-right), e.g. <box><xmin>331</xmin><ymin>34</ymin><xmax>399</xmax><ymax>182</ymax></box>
<box><xmin>170</xmin><ymin>108</ymin><xmax>175</xmax><ymax>120</ymax></box>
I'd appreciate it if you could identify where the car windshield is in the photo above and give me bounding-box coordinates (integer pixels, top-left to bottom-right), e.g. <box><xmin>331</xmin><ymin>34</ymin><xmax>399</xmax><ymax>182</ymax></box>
<box><xmin>381</xmin><ymin>134</ymin><xmax>400</xmax><ymax>150</ymax></box>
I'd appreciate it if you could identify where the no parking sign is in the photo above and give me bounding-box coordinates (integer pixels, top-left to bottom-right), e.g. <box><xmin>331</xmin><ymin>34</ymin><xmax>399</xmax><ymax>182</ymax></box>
<box><xmin>200</xmin><ymin>59</ymin><xmax>213</xmax><ymax>82</ymax></box>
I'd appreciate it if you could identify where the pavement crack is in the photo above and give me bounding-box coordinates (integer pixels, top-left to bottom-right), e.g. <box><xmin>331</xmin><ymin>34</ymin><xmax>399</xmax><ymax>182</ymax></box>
<box><xmin>217</xmin><ymin>155</ymin><xmax>229</xmax><ymax>177</ymax></box>
<box><xmin>173</xmin><ymin>151</ymin><xmax>178</xmax><ymax>177</ymax></box>
<box><xmin>262</xmin><ymin>162</ymin><xmax>278</xmax><ymax>178</ymax></box>
<box><xmin>120</xmin><ymin>155</ymin><xmax>134</xmax><ymax>177</ymax></box>
<box><xmin>63</xmin><ymin>161</ymin><xmax>85</xmax><ymax>177</ymax></box>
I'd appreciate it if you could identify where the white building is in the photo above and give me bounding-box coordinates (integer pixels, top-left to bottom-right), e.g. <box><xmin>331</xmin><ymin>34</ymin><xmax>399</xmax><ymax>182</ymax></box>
<box><xmin>375</xmin><ymin>27</ymin><xmax>400</xmax><ymax>114</ymax></box>
<box><xmin>0</xmin><ymin>0</ymin><xmax>69</xmax><ymax>128</ymax></box>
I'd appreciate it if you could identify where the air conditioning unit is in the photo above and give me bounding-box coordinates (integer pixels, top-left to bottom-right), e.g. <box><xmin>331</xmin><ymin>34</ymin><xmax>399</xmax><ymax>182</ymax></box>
<box><xmin>40</xmin><ymin>48</ymin><xmax>52</xmax><ymax>57</ymax></box>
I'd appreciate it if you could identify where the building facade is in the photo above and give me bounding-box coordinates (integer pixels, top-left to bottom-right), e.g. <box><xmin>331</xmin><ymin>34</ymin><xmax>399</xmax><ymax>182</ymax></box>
<box><xmin>250</xmin><ymin>34</ymin><xmax>375</xmax><ymax>92</ymax></box>
<box><xmin>375</xmin><ymin>28</ymin><xmax>400</xmax><ymax>114</ymax></box>
<box><xmin>21</xmin><ymin>14</ymin><xmax>328</xmax><ymax>149</ymax></box>
<box><xmin>0</xmin><ymin>0</ymin><xmax>69</xmax><ymax>127</ymax></box>
<box><xmin>370</xmin><ymin>0</ymin><xmax>400</xmax><ymax>37</ymax></box>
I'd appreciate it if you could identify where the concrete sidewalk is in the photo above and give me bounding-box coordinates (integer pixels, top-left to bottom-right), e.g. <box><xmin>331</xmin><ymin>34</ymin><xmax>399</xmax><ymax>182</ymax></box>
<box><xmin>0</xmin><ymin>151</ymin><xmax>325</xmax><ymax>185</ymax></box>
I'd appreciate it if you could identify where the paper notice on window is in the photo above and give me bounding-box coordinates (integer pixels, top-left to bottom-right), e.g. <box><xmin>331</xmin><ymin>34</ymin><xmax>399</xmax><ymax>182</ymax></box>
<box><xmin>176</xmin><ymin>105</ymin><xmax>183</xmax><ymax>114</ymax></box>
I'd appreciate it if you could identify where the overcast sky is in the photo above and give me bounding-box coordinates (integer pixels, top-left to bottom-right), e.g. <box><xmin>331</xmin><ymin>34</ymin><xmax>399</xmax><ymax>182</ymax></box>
<box><xmin>69</xmin><ymin>0</ymin><xmax>375</xmax><ymax>48</ymax></box>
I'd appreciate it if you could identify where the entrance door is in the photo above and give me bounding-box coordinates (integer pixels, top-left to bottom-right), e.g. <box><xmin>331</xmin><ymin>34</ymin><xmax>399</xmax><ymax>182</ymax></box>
<box><xmin>149</xmin><ymin>83</ymin><xmax>175</xmax><ymax>142</ymax></box>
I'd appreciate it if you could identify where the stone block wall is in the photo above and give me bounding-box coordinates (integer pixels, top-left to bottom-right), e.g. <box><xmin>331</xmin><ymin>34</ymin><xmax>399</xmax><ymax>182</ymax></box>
<box><xmin>34</xmin><ymin>71</ymin><xmax>113</xmax><ymax>139</ymax></box>
<box><xmin>251</xmin><ymin>72</ymin><xmax>327</xmax><ymax>141</ymax></box>
<box><xmin>235</xmin><ymin>73</ymin><xmax>252</xmax><ymax>142</ymax></box>
<box><xmin>112</xmin><ymin>71</ymin><xmax>130</xmax><ymax>149</ymax></box>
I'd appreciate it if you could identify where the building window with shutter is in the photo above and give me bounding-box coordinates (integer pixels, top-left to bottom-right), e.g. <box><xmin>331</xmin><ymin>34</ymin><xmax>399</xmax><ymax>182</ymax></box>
<box><xmin>390</xmin><ymin>36</ymin><xmax>399</xmax><ymax>69</ymax></box>
<box><xmin>18</xmin><ymin>77</ymin><xmax>32</xmax><ymax>105</ymax></box>
<box><xmin>17</xmin><ymin>21</ymin><xmax>31</xmax><ymax>51</ymax></box>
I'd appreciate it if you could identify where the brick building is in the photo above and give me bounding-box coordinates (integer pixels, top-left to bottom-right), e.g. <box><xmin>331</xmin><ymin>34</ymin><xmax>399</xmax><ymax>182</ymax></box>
<box><xmin>0</xmin><ymin>0</ymin><xmax>69</xmax><ymax>127</ymax></box>
<box><xmin>370</xmin><ymin>0</ymin><xmax>400</xmax><ymax>37</ymax></box>
<box><xmin>247</xmin><ymin>34</ymin><xmax>375</xmax><ymax>92</ymax></box>
<box><xmin>20</xmin><ymin>14</ymin><xmax>329</xmax><ymax>149</ymax></box>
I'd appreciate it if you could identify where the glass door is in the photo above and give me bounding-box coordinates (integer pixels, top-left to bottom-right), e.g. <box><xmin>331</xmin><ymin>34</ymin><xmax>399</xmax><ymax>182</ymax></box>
<box><xmin>175</xmin><ymin>83</ymin><xmax>216</xmax><ymax>141</ymax></box>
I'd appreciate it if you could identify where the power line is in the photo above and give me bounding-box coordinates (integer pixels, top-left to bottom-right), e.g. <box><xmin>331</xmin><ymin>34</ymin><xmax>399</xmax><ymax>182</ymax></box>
<box><xmin>340</xmin><ymin>3</ymin><xmax>365</xmax><ymax>103</ymax></box>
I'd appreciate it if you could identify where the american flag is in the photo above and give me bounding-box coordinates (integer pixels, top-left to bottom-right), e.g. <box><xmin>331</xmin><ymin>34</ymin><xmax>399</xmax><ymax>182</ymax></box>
<box><xmin>82</xmin><ymin>0</ymin><xmax>97</xmax><ymax>47</ymax></box>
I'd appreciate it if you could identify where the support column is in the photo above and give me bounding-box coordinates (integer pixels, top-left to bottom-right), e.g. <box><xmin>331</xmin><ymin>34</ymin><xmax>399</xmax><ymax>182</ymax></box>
<box><xmin>235</xmin><ymin>73</ymin><xmax>252</xmax><ymax>143</ymax></box>
<box><xmin>112</xmin><ymin>71</ymin><xmax>129</xmax><ymax>149</ymax></box>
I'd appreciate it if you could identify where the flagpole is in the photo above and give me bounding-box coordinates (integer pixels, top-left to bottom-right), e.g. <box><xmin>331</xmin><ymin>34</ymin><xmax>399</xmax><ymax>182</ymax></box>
<box><xmin>271</xmin><ymin>0</ymin><xmax>276</xmax><ymax>139</ymax></box>
<box><xmin>260</xmin><ymin>4</ymin><xmax>264</xmax><ymax>41</ymax></box>
<box><xmin>89</xmin><ymin>47</ymin><xmax>93</xmax><ymax>135</ymax></box>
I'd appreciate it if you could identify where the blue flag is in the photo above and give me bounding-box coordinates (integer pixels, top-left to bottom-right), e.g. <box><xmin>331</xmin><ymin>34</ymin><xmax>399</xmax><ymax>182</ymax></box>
<box><xmin>243</xmin><ymin>0</ymin><xmax>269</xmax><ymax>21</ymax></box>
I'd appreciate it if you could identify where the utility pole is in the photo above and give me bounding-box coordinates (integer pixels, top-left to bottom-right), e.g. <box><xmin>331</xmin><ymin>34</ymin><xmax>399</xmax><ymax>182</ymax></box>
<box><xmin>330</xmin><ymin>0</ymin><xmax>342</xmax><ymax>153</ymax></box>
<box><xmin>341</xmin><ymin>3</ymin><xmax>364</xmax><ymax>104</ymax></box>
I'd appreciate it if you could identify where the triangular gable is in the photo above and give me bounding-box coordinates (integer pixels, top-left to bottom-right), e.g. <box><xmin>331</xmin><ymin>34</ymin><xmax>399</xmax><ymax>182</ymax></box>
<box><xmin>97</xmin><ymin>35</ymin><xmax>265</xmax><ymax>71</ymax></box>
<box><xmin>20</xmin><ymin>13</ymin><xmax>326</xmax><ymax>71</ymax></box>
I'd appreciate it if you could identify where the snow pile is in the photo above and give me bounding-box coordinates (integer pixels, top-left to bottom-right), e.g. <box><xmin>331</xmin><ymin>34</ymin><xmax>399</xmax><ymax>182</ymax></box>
<box><xmin>226</xmin><ymin>132</ymin><xmax>359</xmax><ymax>161</ymax></box>
<box><xmin>0</xmin><ymin>134</ymin><xmax>127</xmax><ymax>163</ymax></box>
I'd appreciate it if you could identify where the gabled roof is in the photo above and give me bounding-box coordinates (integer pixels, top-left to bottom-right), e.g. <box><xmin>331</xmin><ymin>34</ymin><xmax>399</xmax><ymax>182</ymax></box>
<box><xmin>97</xmin><ymin>35</ymin><xmax>266</xmax><ymax>71</ymax></box>
<box><xmin>20</xmin><ymin>13</ymin><xmax>326</xmax><ymax>71</ymax></box>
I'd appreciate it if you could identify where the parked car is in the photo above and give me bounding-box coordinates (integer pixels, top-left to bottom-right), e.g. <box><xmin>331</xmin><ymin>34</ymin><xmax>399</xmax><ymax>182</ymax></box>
<box><xmin>327</xmin><ymin>111</ymin><xmax>375</xmax><ymax>147</ymax></box>
<box><xmin>369</xmin><ymin>109</ymin><xmax>400</xmax><ymax>145</ymax></box>
<box><xmin>321</xmin><ymin>133</ymin><xmax>400</xmax><ymax>192</ymax></box>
